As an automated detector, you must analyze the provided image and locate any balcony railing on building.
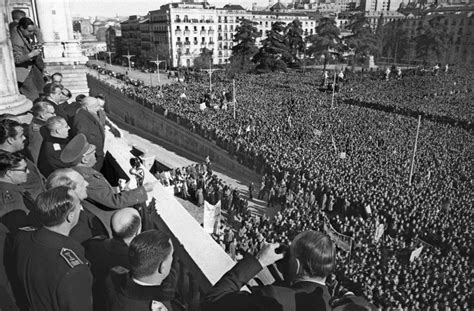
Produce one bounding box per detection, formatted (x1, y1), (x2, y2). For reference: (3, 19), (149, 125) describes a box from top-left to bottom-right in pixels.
(176, 41), (183, 46)
(208, 30), (214, 35)
(200, 30), (206, 36)
(184, 41), (191, 45)
(176, 30), (182, 36)
(87, 75), (278, 311)
(184, 30), (190, 35)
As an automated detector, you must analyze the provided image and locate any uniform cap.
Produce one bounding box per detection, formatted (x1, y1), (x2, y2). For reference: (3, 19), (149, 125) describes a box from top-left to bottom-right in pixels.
(60, 134), (95, 164)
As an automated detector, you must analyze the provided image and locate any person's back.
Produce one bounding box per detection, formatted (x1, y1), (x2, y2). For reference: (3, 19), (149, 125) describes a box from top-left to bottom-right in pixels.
(84, 208), (142, 311)
(13, 187), (92, 311)
(105, 266), (179, 311)
(14, 227), (91, 310)
(103, 229), (183, 311)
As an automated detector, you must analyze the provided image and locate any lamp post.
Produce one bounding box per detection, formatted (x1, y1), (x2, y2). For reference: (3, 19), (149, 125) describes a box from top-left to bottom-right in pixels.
(202, 59), (221, 92)
(105, 51), (113, 66)
(150, 56), (166, 88)
(122, 50), (135, 74)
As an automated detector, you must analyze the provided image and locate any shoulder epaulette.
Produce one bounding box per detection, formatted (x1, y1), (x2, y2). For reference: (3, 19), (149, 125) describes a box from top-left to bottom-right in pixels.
(111, 265), (129, 275)
(60, 248), (84, 268)
(19, 226), (37, 232)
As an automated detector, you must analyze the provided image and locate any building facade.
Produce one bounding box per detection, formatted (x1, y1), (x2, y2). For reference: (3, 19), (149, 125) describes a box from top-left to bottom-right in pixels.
(399, 5), (474, 65)
(119, 1), (321, 68)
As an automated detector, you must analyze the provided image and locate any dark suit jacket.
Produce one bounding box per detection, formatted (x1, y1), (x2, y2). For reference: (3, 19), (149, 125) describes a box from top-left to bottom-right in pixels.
(203, 256), (330, 311)
(73, 109), (105, 158)
(104, 266), (183, 311)
(26, 118), (48, 164)
(84, 237), (129, 311)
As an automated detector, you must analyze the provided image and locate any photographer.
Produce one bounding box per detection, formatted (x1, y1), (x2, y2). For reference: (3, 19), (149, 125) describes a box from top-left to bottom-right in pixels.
(10, 17), (45, 101)
(202, 231), (335, 311)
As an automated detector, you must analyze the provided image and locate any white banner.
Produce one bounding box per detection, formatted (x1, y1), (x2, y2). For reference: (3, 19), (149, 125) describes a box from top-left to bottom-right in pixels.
(374, 223), (384, 242)
(203, 200), (221, 234)
(409, 246), (424, 262)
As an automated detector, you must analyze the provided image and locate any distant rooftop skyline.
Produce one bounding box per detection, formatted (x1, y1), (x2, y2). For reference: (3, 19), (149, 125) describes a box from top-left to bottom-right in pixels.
(70, 0), (285, 18)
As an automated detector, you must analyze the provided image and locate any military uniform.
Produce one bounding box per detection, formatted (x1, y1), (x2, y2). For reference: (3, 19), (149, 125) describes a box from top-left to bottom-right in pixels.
(0, 181), (34, 232)
(73, 166), (147, 237)
(0, 150), (45, 200)
(13, 227), (93, 311)
(37, 135), (70, 177)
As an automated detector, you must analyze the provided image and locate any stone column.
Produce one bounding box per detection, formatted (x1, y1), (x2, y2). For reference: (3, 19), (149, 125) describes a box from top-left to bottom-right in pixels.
(34, 0), (89, 97)
(0, 2), (32, 117)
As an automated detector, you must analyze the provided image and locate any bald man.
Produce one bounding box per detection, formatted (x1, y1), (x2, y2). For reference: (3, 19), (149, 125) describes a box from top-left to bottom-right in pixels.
(73, 96), (105, 171)
(37, 116), (71, 177)
(45, 168), (108, 243)
(84, 208), (141, 311)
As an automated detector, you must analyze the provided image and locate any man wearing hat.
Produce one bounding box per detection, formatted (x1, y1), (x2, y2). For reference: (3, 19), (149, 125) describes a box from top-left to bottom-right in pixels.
(60, 134), (155, 236)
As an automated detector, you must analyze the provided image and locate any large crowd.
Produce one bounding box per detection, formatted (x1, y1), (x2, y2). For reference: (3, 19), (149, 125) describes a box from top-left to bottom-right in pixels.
(3, 11), (472, 310)
(111, 65), (472, 310)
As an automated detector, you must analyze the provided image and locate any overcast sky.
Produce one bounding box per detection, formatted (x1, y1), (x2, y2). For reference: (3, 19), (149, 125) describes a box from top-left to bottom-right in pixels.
(70, 0), (283, 18)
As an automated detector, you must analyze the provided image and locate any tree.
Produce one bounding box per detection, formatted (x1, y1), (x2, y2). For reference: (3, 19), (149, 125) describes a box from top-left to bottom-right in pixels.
(381, 20), (412, 64)
(154, 43), (171, 69)
(285, 19), (304, 64)
(193, 48), (213, 69)
(414, 16), (449, 64)
(306, 17), (343, 71)
(253, 22), (293, 72)
(228, 19), (260, 73)
(345, 14), (379, 65)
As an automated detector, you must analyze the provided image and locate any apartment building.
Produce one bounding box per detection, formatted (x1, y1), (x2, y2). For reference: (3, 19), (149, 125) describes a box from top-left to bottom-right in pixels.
(116, 1), (324, 68)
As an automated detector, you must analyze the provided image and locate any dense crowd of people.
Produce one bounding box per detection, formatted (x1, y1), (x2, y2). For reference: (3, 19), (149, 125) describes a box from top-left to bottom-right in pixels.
(101, 65), (473, 309)
(3, 11), (472, 309)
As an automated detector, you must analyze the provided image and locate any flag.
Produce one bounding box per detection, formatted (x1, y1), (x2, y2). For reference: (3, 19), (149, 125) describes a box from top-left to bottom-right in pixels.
(409, 246), (423, 262)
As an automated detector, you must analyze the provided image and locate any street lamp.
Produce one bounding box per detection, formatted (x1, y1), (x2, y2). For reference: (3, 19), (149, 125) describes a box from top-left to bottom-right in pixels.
(202, 59), (221, 92)
(150, 56), (166, 88)
(105, 51), (113, 66)
(122, 50), (135, 74)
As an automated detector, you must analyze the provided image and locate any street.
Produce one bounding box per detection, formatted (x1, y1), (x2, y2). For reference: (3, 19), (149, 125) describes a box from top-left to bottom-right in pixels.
(87, 59), (175, 87)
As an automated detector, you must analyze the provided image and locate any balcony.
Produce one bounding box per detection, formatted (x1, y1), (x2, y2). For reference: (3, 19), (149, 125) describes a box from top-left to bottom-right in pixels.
(176, 41), (183, 46)
(175, 19), (181, 23)
(86, 75), (277, 310)
(175, 30), (182, 36)
(200, 42), (206, 46)
(184, 30), (190, 36)
(184, 41), (191, 46)
(200, 30), (207, 36)
(208, 30), (214, 35)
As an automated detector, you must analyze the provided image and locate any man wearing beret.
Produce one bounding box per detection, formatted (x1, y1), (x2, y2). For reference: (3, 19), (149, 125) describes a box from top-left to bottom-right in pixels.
(60, 134), (155, 236)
